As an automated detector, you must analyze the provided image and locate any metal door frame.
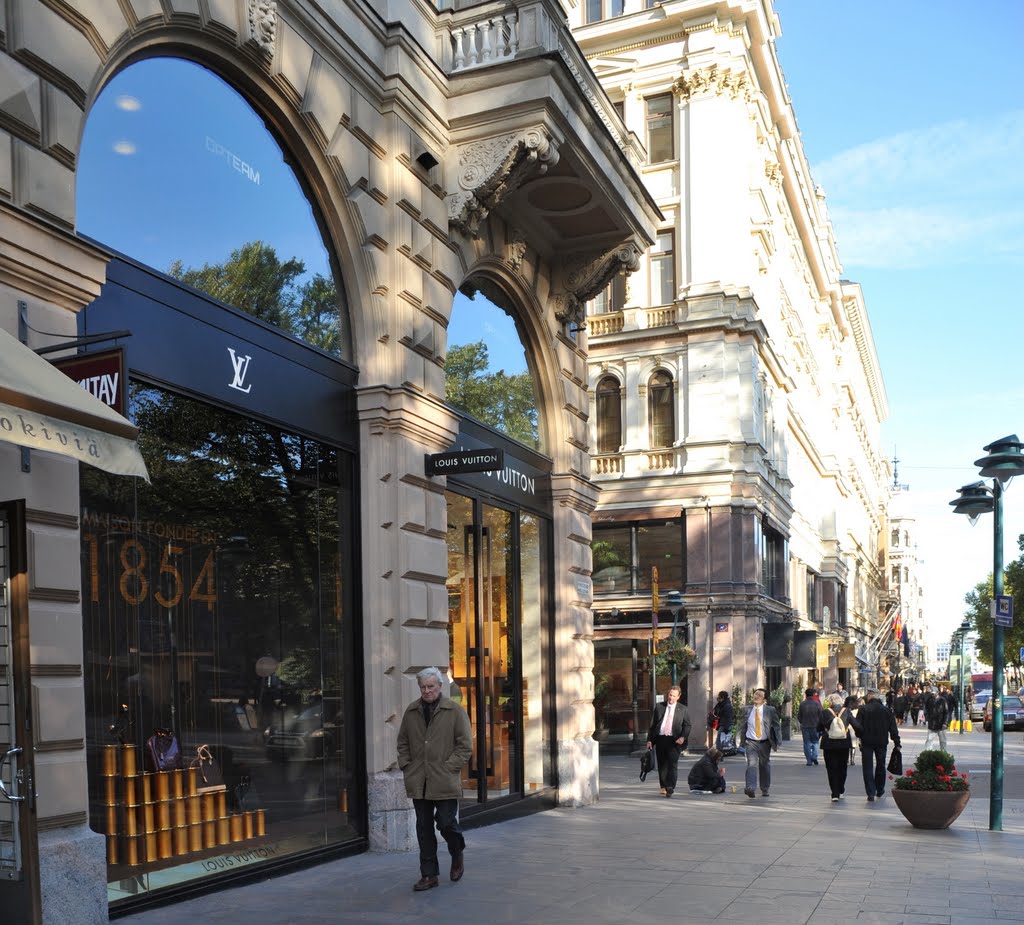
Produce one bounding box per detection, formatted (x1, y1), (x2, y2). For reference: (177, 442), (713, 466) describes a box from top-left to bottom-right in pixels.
(0, 499), (41, 924)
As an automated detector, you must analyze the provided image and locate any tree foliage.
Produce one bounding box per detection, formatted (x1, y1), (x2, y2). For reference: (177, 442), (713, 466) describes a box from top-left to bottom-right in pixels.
(963, 532), (1024, 679)
(444, 341), (539, 447)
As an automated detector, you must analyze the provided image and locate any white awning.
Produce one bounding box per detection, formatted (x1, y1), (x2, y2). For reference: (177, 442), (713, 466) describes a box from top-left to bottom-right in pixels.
(0, 327), (149, 480)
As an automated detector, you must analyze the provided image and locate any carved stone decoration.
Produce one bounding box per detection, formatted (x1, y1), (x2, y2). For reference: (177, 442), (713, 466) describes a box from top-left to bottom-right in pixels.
(764, 158), (782, 189)
(506, 227), (528, 270)
(448, 128), (559, 238)
(674, 65), (750, 102)
(554, 241), (642, 328)
(247, 0), (278, 57)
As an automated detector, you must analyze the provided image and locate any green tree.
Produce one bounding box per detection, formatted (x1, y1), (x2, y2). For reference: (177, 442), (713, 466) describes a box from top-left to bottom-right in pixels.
(963, 532), (1024, 681)
(445, 341), (539, 447)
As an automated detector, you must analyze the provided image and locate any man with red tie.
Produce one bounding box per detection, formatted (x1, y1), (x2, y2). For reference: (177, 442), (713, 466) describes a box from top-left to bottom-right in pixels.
(646, 685), (691, 797)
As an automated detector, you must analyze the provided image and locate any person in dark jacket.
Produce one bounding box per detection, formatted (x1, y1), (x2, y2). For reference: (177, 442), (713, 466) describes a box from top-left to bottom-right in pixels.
(646, 685), (691, 797)
(713, 690), (734, 751)
(797, 688), (823, 766)
(687, 748), (726, 793)
(397, 666), (473, 891)
(923, 688), (950, 752)
(818, 693), (852, 802)
(849, 688), (901, 802)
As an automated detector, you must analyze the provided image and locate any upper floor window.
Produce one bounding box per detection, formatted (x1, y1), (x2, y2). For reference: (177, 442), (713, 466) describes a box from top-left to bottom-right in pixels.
(592, 520), (682, 595)
(646, 94), (674, 163)
(591, 274), (626, 314)
(891, 528), (899, 546)
(596, 376), (622, 454)
(648, 370), (675, 448)
(760, 523), (787, 602)
(650, 231), (675, 305)
(586, 0), (624, 23)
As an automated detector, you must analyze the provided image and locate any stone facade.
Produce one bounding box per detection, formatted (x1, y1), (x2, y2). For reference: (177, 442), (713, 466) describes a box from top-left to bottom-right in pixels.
(0, 1), (659, 920)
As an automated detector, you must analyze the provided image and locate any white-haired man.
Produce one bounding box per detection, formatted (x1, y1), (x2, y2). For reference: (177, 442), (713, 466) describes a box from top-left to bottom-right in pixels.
(397, 666), (472, 892)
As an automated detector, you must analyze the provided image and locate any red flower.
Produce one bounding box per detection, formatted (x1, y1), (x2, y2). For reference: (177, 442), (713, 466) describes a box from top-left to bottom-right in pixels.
(906, 769), (915, 775)
(961, 772), (968, 779)
(888, 774), (894, 780)
(936, 765), (945, 772)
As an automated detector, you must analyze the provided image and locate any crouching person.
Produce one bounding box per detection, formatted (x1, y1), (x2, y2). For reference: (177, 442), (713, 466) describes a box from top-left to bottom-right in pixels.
(687, 748), (726, 793)
(397, 667), (473, 891)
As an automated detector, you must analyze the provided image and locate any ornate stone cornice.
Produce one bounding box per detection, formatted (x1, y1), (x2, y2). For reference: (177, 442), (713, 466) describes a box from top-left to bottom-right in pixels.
(673, 65), (750, 102)
(447, 128), (559, 238)
(246, 0), (277, 57)
(553, 241), (642, 327)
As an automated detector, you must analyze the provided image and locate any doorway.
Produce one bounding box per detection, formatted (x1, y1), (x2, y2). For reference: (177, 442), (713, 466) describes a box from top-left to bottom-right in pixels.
(445, 492), (550, 807)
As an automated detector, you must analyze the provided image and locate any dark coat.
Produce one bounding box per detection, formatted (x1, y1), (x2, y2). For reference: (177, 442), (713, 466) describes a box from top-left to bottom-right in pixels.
(647, 701), (692, 745)
(687, 753), (724, 792)
(797, 697), (823, 729)
(713, 698), (734, 733)
(396, 696), (473, 800)
(850, 698), (900, 748)
(817, 707), (852, 750)
(926, 695), (949, 731)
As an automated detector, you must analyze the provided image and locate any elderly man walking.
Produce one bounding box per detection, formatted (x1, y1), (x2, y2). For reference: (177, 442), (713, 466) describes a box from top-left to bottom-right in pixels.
(850, 688), (901, 803)
(397, 666), (473, 892)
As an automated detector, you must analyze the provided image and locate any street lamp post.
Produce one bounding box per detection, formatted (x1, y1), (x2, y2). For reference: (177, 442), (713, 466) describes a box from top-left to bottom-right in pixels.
(949, 434), (1024, 832)
(956, 618), (971, 735)
(664, 590), (684, 686)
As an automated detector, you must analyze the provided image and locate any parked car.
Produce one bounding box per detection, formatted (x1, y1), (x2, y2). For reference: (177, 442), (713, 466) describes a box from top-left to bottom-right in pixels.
(983, 695), (1024, 732)
(969, 694), (989, 722)
(264, 700), (341, 760)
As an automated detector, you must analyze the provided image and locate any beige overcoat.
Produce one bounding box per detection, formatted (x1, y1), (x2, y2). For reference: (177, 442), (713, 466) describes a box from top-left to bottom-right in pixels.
(396, 695), (473, 800)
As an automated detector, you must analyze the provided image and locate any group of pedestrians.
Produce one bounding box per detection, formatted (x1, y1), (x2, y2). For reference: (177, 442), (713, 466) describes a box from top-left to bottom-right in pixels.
(889, 684), (957, 730)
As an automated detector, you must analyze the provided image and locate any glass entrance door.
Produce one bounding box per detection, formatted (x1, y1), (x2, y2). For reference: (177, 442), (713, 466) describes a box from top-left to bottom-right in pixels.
(446, 494), (519, 804)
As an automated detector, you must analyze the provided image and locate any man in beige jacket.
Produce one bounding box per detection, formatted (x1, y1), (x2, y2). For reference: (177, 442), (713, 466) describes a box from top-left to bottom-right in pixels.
(397, 666), (473, 892)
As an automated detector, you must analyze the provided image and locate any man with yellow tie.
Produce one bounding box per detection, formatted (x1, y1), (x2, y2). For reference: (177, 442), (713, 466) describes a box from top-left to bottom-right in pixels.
(738, 688), (781, 798)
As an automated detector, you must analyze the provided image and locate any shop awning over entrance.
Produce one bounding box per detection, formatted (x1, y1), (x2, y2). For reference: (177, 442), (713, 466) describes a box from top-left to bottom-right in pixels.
(0, 328), (149, 480)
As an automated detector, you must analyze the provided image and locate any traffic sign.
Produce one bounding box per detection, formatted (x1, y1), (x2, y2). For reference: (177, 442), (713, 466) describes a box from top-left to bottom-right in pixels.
(993, 594), (1013, 628)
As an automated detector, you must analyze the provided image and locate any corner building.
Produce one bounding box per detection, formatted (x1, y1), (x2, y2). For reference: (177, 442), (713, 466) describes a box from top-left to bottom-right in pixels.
(0, 1), (659, 920)
(573, 1), (891, 734)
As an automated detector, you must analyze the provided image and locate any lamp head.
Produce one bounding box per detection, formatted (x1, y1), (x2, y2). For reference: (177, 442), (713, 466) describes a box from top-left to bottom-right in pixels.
(976, 434), (1024, 489)
(949, 481), (994, 521)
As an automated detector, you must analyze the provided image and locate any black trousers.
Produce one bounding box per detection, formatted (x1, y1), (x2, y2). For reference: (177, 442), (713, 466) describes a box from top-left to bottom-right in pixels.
(861, 744), (888, 797)
(413, 798), (465, 877)
(653, 736), (681, 792)
(823, 748), (850, 798)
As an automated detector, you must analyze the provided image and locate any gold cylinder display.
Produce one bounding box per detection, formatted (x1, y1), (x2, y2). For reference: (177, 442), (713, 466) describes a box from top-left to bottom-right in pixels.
(202, 820), (217, 849)
(216, 816), (230, 845)
(154, 771), (170, 801)
(173, 825), (189, 856)
(142, 774), (153, 803)
(185, 767), (198, 796)
(102, 775), (118, 806)
(229, 814), (244, 842)
(124, 806), (139, 837)
(121, 745), (137, 777)
(243, 812), (254, 839)
(157, 828), (173, 860)
(143, 802), (157, 834)
(106, 834), (118, 864)
(124, 834), (141, 867)
(215, 791), (227, 818)
(172, 769), (184, 800)
(173, 799), (187, 828)
(188, 823), (203, 853)
(256, 809), (265, 837)
(201, 792), (216, 821)
(123, 776), (140, 807)
(145, 832), (159, 863)
(156, 801), (171, 831)
(102, 744), (119, 776)
(185, 795), (202, 825)
(103, 804), (117, 835)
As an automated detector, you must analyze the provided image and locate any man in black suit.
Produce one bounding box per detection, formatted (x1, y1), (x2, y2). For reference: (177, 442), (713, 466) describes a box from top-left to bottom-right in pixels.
(646, 685), (691, 797)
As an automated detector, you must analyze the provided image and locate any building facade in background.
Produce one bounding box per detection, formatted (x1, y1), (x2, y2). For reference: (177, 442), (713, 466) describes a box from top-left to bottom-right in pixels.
(572, 0), (893, 737)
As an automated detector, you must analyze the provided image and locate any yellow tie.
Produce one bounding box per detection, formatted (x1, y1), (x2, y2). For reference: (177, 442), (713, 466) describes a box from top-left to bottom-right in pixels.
(755, 707), (762, 738)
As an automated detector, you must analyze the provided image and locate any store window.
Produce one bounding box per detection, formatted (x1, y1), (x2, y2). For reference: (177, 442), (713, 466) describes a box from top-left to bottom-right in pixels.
(596, 376), (622, 453)
(81, 384), (358, 900)
(760, 523), (787, 602)
(648, 370), (675, 448)
(77, 57), (349, 360)
(650, 231), (675, 305)
(592, 521), (682, 594)
(645, 94), (674, 163)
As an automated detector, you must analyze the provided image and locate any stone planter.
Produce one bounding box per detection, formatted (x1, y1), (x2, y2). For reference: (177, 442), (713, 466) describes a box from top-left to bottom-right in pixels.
(891, 789), (971, 829)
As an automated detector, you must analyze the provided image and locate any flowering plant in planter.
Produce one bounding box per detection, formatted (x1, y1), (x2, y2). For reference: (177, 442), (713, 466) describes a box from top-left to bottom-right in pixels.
(893, 750), (969, 792)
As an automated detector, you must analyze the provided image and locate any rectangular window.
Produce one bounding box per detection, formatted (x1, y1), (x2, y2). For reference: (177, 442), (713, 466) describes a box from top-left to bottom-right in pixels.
(636, 521), (682, 592)
(592, 525), (633, 593)
(646, 94), (674, 163)
(586, 0), (624, 23)
(806, 570), (819, 622)
(650, 231), (674, 305)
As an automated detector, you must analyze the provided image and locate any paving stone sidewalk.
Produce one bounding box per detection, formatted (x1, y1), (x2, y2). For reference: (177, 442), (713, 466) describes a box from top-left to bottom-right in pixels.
(118, 725), (1024, 925)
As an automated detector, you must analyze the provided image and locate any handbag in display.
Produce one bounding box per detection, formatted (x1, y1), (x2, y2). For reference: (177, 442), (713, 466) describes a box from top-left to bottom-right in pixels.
(886, 746), (903, 776)
(191, 744), (227, 793)
(144, 728), (183, 772)
(639, 748), (654, 782)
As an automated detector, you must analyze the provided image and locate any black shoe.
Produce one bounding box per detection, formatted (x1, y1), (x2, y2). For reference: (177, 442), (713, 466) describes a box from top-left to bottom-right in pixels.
(414, 876), (439, 892)
(450, 853), (464, 882)
(813, 760), (819, 765)
(867, 795), (875, 802)
(665, 789), (674, 798)
(744, 787), (756, 798)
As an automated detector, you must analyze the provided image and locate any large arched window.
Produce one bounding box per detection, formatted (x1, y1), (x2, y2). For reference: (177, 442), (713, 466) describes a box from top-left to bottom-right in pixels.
(648, 370), (675, 448)
(77, 57), (348, 358)
(596, 376), (622, 453)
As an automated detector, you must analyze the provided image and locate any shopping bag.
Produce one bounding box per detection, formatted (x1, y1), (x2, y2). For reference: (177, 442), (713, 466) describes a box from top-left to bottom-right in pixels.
(886, 747), (903, 776)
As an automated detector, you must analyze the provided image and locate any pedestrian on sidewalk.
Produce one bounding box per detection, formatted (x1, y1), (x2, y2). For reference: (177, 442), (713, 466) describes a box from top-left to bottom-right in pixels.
(849, 688), (900, 802)
(797, 688), (823, 766)
(713, 690), (734, 752)
(923, 687), (950, 752)
(646, 684), (691, 798)
(397, 666), (473, 892)
(818, 693), (852, 802)
(738, 687), (781, 798)
(687, 747), (726, 793)
(844, 694), (861, 766)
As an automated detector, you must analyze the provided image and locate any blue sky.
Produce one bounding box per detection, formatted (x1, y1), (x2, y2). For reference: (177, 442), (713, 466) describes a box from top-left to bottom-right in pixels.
(774, 0), (1024, 649)
(77, 5), (1024, 653)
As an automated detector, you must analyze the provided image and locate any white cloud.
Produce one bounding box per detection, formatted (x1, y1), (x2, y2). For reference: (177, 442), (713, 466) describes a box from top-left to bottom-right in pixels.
(115, 95), (142, 112)
(112, 140), (137, 156)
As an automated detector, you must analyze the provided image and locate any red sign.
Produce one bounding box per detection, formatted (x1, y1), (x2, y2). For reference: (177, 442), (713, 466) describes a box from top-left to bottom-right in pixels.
(52, 349), (127, 417)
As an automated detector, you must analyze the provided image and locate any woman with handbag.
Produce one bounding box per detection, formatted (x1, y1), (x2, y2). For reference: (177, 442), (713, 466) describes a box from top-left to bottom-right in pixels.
(817, 693), (852, 803)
